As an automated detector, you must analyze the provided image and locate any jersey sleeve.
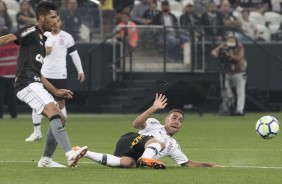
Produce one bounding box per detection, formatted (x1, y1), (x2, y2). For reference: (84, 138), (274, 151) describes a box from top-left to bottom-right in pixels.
(169, 143), (189, 165)
(13, 26), (36, 45)
(44, 32), (52, 47)
(66, 33), (76, 54)
(138, 118), (161, 134)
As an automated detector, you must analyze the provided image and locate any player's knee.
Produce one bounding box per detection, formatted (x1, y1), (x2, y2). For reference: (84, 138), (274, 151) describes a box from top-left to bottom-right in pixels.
(120, 157), (136, 168)
(145, 138), (165, 150)
(159, 142), (165, 151)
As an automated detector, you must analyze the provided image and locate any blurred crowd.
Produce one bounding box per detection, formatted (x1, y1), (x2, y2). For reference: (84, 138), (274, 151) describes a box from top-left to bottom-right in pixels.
(0, 0), (281, 43)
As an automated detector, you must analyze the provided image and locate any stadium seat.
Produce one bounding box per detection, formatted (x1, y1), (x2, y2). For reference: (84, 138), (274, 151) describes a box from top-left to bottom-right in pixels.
(3, 0), (19, 11)
(79, 24), (90, 42)
(264, 11), (282, 34)
(8, 9), (17, 30)
(181, 0), (193, 7)
(169, 1), (183, 12)
(171, 11), (182, 24)
(249, 11), (266, 26)
(233, 11), (242, 21)
(258, 25), (271, 42)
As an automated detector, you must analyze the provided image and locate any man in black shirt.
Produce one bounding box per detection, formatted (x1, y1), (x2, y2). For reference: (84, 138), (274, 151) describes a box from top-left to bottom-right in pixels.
(0, 1), (87, 168)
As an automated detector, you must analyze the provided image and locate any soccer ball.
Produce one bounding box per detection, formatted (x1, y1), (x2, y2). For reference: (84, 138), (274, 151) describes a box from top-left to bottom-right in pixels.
(256, 116), (280, 139)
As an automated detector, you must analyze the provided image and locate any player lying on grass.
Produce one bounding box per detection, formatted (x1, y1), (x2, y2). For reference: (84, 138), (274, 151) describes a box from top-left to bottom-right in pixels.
(74, 93), (219, 169)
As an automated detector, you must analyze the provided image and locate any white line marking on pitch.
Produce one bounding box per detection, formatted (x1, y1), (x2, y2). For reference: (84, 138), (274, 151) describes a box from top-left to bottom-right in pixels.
(1, 160), (282, 169)
(220, 165), (282, 169)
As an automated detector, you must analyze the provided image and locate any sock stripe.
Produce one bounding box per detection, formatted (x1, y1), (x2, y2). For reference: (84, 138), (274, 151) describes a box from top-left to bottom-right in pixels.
(49, 115), (61, 121)
(34, 123), (41, 127)
(147, 146), (159, 156)
(101, 154), (107, 165)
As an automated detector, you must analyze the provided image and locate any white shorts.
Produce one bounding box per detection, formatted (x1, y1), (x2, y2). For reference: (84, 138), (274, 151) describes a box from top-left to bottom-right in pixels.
(16, 82), (56, 115)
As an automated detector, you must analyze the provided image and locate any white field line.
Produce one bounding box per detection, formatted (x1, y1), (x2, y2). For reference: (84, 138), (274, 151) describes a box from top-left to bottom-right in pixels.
(183, 148), (282, 151)
(1, 160), (282, 169)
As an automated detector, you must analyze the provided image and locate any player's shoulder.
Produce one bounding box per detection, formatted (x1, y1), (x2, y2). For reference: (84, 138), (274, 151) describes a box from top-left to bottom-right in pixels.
(17, 25), (37, 38)
(146, 118), (161, 126)
(61, 30), (73, 39)
(44, 31), (51, 37)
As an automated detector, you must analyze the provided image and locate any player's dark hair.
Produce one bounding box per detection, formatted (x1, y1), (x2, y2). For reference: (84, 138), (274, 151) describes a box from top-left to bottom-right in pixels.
(168, 109), (185, 118)
(36, 1), (57, 20)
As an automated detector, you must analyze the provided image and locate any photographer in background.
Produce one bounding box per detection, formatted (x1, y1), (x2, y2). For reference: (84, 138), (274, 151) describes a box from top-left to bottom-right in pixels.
(211, 35), (247, 116)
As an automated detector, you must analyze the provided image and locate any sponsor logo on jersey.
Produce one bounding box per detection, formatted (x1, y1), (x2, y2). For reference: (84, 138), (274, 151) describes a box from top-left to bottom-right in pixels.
(21, 26), (36, 38)
(130, 134), (144, 148)
(167, 141), (173, 152)
(35, 54), (44, 64)
(59, 37), (64, 45)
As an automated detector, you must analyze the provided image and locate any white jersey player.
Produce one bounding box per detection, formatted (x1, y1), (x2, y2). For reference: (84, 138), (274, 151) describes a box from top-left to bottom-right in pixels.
(74, 94), (219, 169)
(25, 17), (85, 142)
(139, 118), (188, 165)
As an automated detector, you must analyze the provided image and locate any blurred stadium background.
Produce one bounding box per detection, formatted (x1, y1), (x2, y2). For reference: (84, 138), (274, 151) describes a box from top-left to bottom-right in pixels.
(2, 0), (282, 114)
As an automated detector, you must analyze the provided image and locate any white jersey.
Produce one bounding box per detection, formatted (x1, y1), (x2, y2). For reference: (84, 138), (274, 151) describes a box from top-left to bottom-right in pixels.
(41, 31), (75, 79)
(138, 118), (188, 165)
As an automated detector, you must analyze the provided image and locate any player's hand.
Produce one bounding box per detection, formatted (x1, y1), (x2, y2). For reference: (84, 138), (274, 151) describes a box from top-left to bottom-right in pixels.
(152, 93), (167, 110)
(55, 89), (73, 99)
(211, 50), (218, 57)
(207, 162), (220, 167)
(78, 73), (85, 83)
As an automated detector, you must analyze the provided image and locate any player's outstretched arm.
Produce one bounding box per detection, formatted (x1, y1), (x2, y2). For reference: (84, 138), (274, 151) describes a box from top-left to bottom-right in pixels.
(182, 160), (219, 167)
(41, 75), (73, 99)
(0, 34), (17, 46)
(133, 93), (167, 130)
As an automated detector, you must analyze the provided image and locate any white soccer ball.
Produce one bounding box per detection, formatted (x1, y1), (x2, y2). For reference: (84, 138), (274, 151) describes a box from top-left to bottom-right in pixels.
(256, 116), (280, 139)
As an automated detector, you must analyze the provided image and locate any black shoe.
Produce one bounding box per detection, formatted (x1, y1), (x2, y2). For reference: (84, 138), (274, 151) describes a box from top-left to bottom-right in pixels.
(232, 112), (245, 116)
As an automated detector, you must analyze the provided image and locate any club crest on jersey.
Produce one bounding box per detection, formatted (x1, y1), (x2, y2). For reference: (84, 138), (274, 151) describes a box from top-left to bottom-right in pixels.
(59, 37), (64, 45)
(21, 26), (36, 37)
(35, 54), (44, 64)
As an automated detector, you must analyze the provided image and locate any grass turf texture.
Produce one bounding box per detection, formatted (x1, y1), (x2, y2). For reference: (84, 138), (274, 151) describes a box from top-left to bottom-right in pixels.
(1, 113), (282, 184)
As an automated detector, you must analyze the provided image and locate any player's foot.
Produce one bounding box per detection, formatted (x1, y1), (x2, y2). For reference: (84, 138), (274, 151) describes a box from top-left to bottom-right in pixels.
(137, 157), (166, 169)
(66, 146), (88, 167)
(38, 157), (66, 168)
(25, 132), (42, 142)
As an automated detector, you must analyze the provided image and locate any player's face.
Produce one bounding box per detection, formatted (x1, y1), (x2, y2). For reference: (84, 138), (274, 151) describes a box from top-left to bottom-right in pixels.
(42, 10), (58, 32)
(53, 18), (62, 31)
(164, 112), (184, 136)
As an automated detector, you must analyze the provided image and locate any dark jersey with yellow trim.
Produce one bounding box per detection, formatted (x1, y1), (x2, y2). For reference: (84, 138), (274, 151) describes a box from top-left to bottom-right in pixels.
(13, 25), (47, 92)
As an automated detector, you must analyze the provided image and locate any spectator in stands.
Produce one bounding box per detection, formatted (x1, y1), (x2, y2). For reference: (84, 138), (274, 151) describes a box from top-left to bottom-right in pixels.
(0, 1), (13, 32)
(100, 0), (115, 36)
(60, 0), (82, 41)
(116, 13), (139, 48)
(239, 8), (260, 41)
(200, 1), (224, 42)
(211, 34), (247, 116)
(113, 0), (134, 23)
(238, 0), (271, 13)
(142, 0), (160, 25)
(194, 0), (210, 17)
(180, 2), (201, 40)
(0, 27), (19, 119)
(16, 0), (36, 28)
(220, 0), (241, 36)
(131, 0), (150, 25)
(153, 0), (189, 62)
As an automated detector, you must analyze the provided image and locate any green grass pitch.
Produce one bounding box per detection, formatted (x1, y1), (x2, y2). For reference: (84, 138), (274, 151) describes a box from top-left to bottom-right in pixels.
(1, 112), (282, 184)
